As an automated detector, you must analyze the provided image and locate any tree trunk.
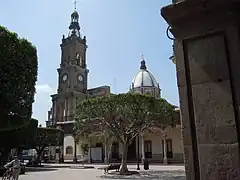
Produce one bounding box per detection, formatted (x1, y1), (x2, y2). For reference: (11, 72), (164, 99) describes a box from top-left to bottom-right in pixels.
(120, 142), (129, 173)
(73, 140), (77, 163)
(107, 141), (113, 165)
(104, 138), (108, 164)
(35, 146), (45, 165)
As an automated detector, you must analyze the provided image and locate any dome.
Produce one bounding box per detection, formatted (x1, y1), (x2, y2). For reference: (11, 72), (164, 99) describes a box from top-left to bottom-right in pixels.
(132, 57), (159, 88)
(132, 69), (159, 88)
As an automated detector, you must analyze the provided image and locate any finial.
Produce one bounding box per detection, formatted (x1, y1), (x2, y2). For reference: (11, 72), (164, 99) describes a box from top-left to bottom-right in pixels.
(74, 0), (77, 10)
(140, 54), (147, 70)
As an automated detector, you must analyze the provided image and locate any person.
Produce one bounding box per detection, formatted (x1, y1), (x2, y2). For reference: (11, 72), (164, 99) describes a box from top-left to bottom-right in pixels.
(4, 156), (21, 180)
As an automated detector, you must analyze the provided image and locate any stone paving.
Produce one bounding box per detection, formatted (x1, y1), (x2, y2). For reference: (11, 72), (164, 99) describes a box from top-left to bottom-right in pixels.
(19, 164), (186, 180)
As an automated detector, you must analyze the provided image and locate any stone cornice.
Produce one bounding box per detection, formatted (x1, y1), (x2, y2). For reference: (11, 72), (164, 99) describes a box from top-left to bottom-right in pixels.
(161, 0), (240, 28)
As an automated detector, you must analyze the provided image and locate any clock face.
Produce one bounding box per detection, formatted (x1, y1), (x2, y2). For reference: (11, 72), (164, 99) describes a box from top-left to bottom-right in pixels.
(78, 74), (83, 82)
(62, 74), (68, 82)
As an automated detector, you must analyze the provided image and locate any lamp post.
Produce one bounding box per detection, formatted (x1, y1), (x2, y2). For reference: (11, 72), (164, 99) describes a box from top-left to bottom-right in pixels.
(169, 54), (176, 64)
(137, 135), (140, 170)
(169, 43), (176, 64)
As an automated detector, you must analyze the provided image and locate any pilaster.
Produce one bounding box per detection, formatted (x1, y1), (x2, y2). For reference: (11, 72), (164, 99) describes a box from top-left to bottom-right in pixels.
(162, 0), (240, 179)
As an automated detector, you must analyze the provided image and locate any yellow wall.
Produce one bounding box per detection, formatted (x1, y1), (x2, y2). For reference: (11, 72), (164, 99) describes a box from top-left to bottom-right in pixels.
(64, 126), (184, 161)
(118, 126), (183, 157)
(164, 126), (183, 154)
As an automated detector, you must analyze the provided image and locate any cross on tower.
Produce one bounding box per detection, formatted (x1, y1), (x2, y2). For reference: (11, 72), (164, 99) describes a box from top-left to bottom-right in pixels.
(74, 0), (77, 10)
(141, 54), (144, 60)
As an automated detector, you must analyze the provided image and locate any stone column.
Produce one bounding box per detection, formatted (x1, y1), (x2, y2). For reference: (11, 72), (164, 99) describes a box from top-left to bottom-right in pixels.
(163, 135), (168, 164)
(161, 1), (240, 179)
(72, 96), (76, 115)
(52, 100), (57, 123)
(140, 133), (145, 162)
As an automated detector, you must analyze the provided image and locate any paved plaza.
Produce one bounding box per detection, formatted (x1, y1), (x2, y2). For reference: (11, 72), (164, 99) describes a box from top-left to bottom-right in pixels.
(19, 164), (185, 180)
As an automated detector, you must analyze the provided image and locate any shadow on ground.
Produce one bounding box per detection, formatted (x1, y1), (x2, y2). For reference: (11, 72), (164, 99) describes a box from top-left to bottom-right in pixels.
(99, 170), (185, 180)
(26, 167), (58, 173)
(70, 166), (95, 169)
(43, 165), (71, 168)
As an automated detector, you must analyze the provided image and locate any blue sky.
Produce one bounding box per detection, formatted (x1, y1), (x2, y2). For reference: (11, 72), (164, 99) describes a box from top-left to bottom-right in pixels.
(0, 0), (178, 126)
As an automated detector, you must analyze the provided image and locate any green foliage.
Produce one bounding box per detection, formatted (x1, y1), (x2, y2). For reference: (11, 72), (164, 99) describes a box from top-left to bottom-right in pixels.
(81, 144), (89, 154)
(0, 26), (38, 128)
(75, 93), (175, 144)
(75, 93), (175, 172)
(28, 127), (63, 162)
(0, 118), (38, 149)
(35, 127), (64, 148)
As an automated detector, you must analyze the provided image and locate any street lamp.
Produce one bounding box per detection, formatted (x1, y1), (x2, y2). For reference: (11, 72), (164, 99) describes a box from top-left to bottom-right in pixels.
(169, 54), (176, 64)
(166, 26), (176, 65)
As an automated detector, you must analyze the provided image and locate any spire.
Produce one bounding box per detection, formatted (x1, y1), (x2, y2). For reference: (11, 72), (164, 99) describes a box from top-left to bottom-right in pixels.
(68, 0), (81, 37)
(140, 54), (147, 70)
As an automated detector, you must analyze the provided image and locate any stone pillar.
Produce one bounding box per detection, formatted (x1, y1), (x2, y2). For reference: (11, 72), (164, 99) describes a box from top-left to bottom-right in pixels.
(52, 100), (57, 123)
(161, 1), (240, 179)
(163, 137), (168, 165)
(72, 96), (76, 115)
(140, 133), (145, 162)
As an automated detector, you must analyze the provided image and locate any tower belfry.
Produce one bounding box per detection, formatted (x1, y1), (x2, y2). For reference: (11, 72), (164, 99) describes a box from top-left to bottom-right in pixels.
(68, 0), (81, 38)
(56, 0), (88, 94)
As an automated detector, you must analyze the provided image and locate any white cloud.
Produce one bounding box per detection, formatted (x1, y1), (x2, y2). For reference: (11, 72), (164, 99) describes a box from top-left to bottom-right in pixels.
(35, 84), (53, 93)
(33, 84), (55, 126)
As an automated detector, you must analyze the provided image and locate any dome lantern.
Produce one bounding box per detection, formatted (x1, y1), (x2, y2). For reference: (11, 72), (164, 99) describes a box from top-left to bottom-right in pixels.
(68, 0), (81, 38)
(140, 54), (147, 70)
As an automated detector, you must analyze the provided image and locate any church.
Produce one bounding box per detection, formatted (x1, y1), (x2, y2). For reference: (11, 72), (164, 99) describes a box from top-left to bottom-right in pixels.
(46, 6), (184, 164)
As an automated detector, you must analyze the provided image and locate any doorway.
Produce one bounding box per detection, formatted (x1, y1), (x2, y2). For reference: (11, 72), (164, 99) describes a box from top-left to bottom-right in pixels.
(162, 139), (173, 158)
(127, 138), (136, 161)
(111, 142), (119, 161)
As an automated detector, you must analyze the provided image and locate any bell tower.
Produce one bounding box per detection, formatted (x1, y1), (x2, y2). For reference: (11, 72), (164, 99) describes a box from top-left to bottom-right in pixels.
(58, 5), (88, 94)
(51, 3), (89, 124)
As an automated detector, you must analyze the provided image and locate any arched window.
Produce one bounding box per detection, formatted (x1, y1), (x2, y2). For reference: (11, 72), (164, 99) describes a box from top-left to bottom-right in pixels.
(66, 146), (73, 155)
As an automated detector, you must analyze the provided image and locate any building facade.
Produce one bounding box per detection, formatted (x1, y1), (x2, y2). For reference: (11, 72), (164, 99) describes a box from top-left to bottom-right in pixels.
(46, 9), (111, 162)
(46, 7), (183, 164)
(128, 56), (183, 163)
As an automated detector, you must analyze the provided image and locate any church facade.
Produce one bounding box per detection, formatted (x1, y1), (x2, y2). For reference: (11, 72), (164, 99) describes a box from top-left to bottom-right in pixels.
(46, 7), (184, 164)
(46, 9), (111, 162)
(127, 56), (183, 164)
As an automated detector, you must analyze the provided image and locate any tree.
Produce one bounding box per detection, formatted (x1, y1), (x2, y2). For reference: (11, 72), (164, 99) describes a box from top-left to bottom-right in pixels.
(74, 118), (116, 165)
(32, 127), (64, 163)
(75, 93), (175, 173)
(0, 118), (38, 162)
(74, 117), (106, 165)
(0, 26), (38, 129)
